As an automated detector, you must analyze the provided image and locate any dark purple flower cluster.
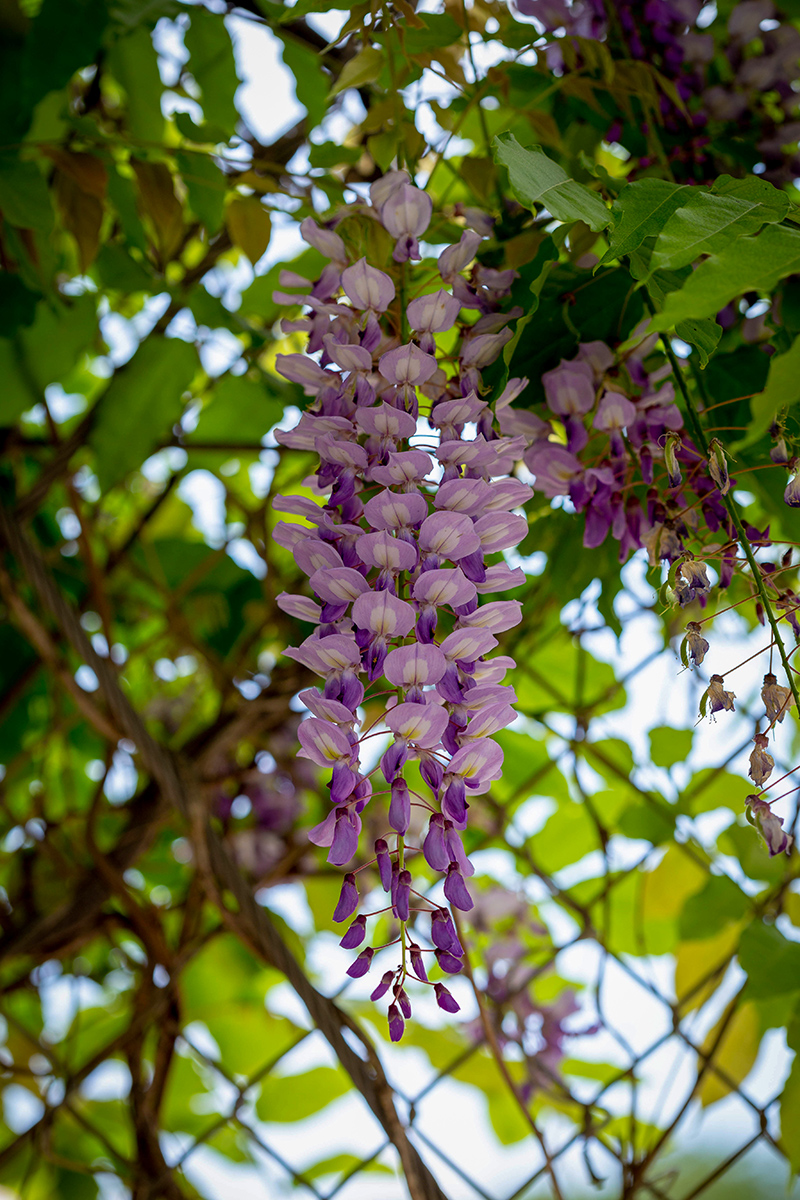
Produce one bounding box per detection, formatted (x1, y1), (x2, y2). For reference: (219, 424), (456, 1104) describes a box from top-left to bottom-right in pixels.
(272, 174), (531, 1037)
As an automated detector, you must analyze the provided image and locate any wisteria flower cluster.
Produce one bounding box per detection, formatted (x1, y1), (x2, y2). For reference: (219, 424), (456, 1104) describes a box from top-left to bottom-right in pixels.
(271, 174), (531, 1037)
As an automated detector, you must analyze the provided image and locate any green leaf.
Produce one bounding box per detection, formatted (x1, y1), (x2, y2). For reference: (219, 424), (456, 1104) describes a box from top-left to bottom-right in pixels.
(21, 0), (108, 130)
(175, 150), (226, 233)
(779, 1052), (800, 1173)
(255, 1066), (349, 1123)
(189, 373), (283, 445)
(204, 1007), (299, 1076)
(739, 332), (800, 446)
(401, 13), (462, 54)
(739, 921), (800, 999)
(184, 7), (240, 136)
(89, 337), (197, 491)
(601, 178), (691, 264)
(492, 132), (611, 231)
(648, 725), (693, 770)
(108, 25), (164, 144)
(678, 875), (751, 940)
(279, 35), (329, 129)
(650, 223), (800, 331)
(329, 46), (384, 98)
(0, 158), (53, 231)
(17, 293), (97, 394)
(650, 177), (789, 272)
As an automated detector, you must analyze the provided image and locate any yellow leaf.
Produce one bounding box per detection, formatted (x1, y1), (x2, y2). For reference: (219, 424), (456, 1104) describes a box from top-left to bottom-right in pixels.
(53, 170), (103, 272)
(698, 1000), (761, 1107)
(675, 923), (741, 1013)
(132, 159), (184, 262)
(226, 195), (272, 265)
(44, 148), (107, 198)
(641, 845), (707, 921)
(329, 46), (383, 97)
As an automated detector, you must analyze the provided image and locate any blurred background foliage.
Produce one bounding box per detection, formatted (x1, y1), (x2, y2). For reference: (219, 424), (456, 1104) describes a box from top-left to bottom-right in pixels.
(0, 0), (799, 1197)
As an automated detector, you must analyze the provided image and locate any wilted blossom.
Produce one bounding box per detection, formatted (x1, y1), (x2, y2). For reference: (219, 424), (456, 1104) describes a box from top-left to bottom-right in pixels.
(749, 734), (774, 787)
(682, 621), (709, 668)
(273, 175), (527, 1037)
(786, 459), (800, 507)
(762, 672), (795, 724)
(705, 674), (735, 717)
(746, 795), (793, 857)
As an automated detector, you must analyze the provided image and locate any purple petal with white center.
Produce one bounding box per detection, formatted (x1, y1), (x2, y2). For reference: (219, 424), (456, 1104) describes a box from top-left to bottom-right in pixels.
(315, 435), (369, 471)
(299, 217), (346, 261)
(434, 478), (492, 515)
(476, 564), (526, 592)
(439, 230), (483, 279)
(431, 394), (487, 429)
(379, 343), (439, 387)
(484, 478), (534, 510)
(413, 568), (476, 608)
(448, 737), (504, 785)
(472, 655), (515, 684)
(356, 403), (417, 439)
(543, 362), (595, 415)
(276, 593), (322, 623)
(364, 489), (429, 531)
(384, 643), (447, 687)
(459, 329), (514, 368)
(341, 258), (395, 311)
(474, 512), (529, 554)
(272, 494), (325, 522)
(297, 718), (352, 766)
(385, 702), (449, 747)
(298, 690), (356, 725)
(370, 168), (410, 208)
(371, 450), (433, 487)
(594, 390), (637, 432)
(439, 627), (498, 663)
(322, 336), (372, 373)
(407, 289), (461, 333)
(356, 531), (417, 572)
(352, 590), (416, 637)
(458, 600), (523, 633)
(381, 182), (433, 238)
(274, 353), (338, 392)
(309, 567), (370, 604)
(418, 511), (481, 560)
(463, 703), (517, 739)
(294, 538), (344, 576)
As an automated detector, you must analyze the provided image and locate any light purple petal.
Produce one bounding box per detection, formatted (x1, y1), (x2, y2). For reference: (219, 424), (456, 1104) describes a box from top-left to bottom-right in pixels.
(593, 391), (637, 432)
(341, 257), (395, 311)
(371, 450), (433, 486)
(356, 531), (418, 571)
(309, 567), (371, 604)
(419, 512), (481, 559)
(322, 336), (373, 373)
(407, 289), (461, 333)
(276, 593), (322, 623)
(384, 644), (447, 687)
(434, 478), (493, 515)
(413, 568), (476, 608)
(447, 737), (504, 784)
(379, 343), (439, 387)
(463, 702), (516, 738)
(297, 717), (352, 766)
(381, 182), (433, 238)
(476, 564), (526, 592)
(300, 217), (346, 261)
(355, 402), (417, 439)
(298, 689), (356, 725)
(385, 702), (449, 746)
(439, 627), (498, 662)
(274, 353), (338, 392)
(294, 538), (344, 576)
(439, 230), (483, 279)
(458, 600), (523, 633)
(352, 590), (416, 637)
(542, 363), (595, 416)
(473, 512), (529, 553)
(364, 489), (429, 531)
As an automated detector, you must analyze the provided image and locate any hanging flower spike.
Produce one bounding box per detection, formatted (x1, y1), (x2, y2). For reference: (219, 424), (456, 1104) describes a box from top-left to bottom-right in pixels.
(275, 181), (531, 1038)
(746, 795), (793, 856)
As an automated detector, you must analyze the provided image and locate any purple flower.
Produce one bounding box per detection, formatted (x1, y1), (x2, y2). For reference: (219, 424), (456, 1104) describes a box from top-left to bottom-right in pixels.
(341, 258), (395, 311)
(333, 873), (359, 922)
(347, 947), (374, 978)
(388, 1003), (405, 1042)
(434, 983), (460, 1013)
(371, 971), (394, 1001)
(380, 182), (433, 262)
(340, 915), (367, 949)
(746, 796), (793, 857)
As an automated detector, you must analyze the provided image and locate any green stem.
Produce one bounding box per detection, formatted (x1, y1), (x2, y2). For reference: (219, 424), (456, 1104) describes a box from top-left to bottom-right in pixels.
(658, 330), (800, 718)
